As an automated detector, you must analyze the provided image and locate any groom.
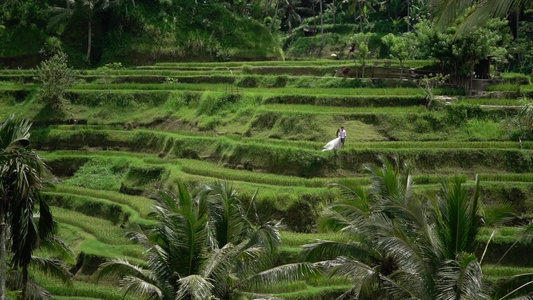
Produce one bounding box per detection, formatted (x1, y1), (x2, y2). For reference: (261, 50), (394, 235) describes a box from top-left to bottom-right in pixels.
(340, 126), (347, 147)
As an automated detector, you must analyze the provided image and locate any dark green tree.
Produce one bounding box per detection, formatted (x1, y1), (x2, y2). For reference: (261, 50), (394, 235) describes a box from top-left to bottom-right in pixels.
(0, 116), (67, 300)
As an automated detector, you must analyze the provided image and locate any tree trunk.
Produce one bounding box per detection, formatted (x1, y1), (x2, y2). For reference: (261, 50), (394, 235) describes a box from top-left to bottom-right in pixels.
(359, 3), (363, 32)
(332, 0), (335, 25)
(407, 0), (410, 31)
(86, 18), (92, 63)
(354, 0), (357, 23)
(400, 61), (404, 81)
(516, 9), (520, 40)
(0, 206), (5, 300)
(21, 265), (28, 300)
(289, 18), (292, 36)
(320, 0), (324, 48)
(270, 0), (280, 30)
(362, 58), (365, 78)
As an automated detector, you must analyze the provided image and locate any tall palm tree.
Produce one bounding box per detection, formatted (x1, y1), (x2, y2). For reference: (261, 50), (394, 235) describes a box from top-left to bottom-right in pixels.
(348, 0), (378, 32)
(270, 0), (281, 30)
(97, 181), (284, 299)
(281, 0), (303, 36)
(0, 115), (55, 300)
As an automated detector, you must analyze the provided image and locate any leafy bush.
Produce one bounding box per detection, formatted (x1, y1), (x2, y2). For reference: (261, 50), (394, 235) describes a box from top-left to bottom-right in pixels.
(36, 51), (76, 109)
(381, 33), (417, 70)
(351, 32), (374, 77)
(445, 103), (484, 126)
(502, 73), (531, 85)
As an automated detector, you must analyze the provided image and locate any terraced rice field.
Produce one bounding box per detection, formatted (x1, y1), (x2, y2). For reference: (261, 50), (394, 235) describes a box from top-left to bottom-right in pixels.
(1, 61), (532, 299)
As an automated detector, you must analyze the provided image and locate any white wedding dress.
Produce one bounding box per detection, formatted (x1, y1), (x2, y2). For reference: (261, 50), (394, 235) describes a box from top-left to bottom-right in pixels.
(322, 137), (342, 151)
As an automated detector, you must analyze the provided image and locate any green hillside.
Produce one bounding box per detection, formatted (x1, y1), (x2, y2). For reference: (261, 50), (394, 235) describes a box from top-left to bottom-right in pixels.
(1, 59), (533, 298)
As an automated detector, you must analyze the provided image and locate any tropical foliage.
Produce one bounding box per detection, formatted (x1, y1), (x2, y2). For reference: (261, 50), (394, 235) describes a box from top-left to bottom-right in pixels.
(302, 156), (533, 299)
(0, 116), (71, 299)
(97, 181), (288, 299)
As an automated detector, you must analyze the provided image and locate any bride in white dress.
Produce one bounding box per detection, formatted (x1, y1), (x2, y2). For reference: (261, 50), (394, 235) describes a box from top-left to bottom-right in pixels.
(322, 137), (342, 151)
(322, 128), (342, 151)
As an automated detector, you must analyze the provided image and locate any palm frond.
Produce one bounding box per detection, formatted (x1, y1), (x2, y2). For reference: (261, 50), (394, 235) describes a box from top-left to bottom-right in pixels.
(436, 253), (487, 300)
(175, 274), (214, 300)
(493, 273), (533, 299)
(38, 235), (74, 264)
(328, 182), (370, 210)
(46, 6), (74, 30)
(380, 270), (428, 300)
(30, 256), (72, 286)
(318, 203), (368, 233)
(200, 243), (235, 297)
(202, 181), (249, 247)
(325, 257), (380, 299)
(245, 220), (282, 254)
(37, 193), (56, 239)
(120, 275), (163, 300)
(6, 270), (52, 300)
(96, 258), (151, 282)
(301, 240), (374, 263)
(6, 269), (52, 300)
(377, 233), (435, 296)
(434, 0), (529, 32)
(0, 115), (31, 151)
(243, 262), (321, 290)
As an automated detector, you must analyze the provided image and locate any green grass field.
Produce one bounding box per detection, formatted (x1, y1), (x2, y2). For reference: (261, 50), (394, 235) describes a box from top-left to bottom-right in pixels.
(1, 60), (532, 299)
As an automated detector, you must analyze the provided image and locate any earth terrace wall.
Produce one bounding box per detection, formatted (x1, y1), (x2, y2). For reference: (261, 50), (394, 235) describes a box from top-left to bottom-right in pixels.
(33, 129), (533, 176)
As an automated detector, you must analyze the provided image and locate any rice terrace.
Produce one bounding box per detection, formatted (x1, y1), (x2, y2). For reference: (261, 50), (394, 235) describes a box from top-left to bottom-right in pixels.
(1, 0), (533, 299)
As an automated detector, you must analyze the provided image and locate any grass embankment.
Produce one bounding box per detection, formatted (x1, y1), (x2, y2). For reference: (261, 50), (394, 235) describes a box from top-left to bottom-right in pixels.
(0, 61), (531, 299)
(150, 59), (437, 68)
(33, 269), (136, 300)
(40, 150), (533, 234)
(0, 84), (521, 146)
(34, 128), (533, 176)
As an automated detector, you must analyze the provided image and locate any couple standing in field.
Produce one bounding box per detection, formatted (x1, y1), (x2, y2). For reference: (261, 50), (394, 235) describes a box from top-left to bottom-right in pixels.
(322, 127), (346, 151)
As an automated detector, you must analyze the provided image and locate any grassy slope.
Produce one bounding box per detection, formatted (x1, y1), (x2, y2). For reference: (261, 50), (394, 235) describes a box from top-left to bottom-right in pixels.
(0, 63), (531, 299)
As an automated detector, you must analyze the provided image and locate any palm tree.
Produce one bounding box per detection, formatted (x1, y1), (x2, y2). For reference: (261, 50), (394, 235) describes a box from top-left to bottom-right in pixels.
(0, 115), (63, 300)
(281, 0), (303, 37)
(348, 0), (378, 32)
(433, 0), (531, 32)
(303, 156), (533, 299)
(97, 181), (284, 299)
(270, 0), (281, 30)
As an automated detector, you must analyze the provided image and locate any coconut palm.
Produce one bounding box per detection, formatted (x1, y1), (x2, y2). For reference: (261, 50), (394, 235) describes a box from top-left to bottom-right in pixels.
(303, 156), (533, 299)
(270, 0), (281, 30)
(0, 115), (67, 300)
(281, 0), (303, 36)
(97, 181), (288, 299)
(433, 0), (531, 31)
(347, 0), (379, 32)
